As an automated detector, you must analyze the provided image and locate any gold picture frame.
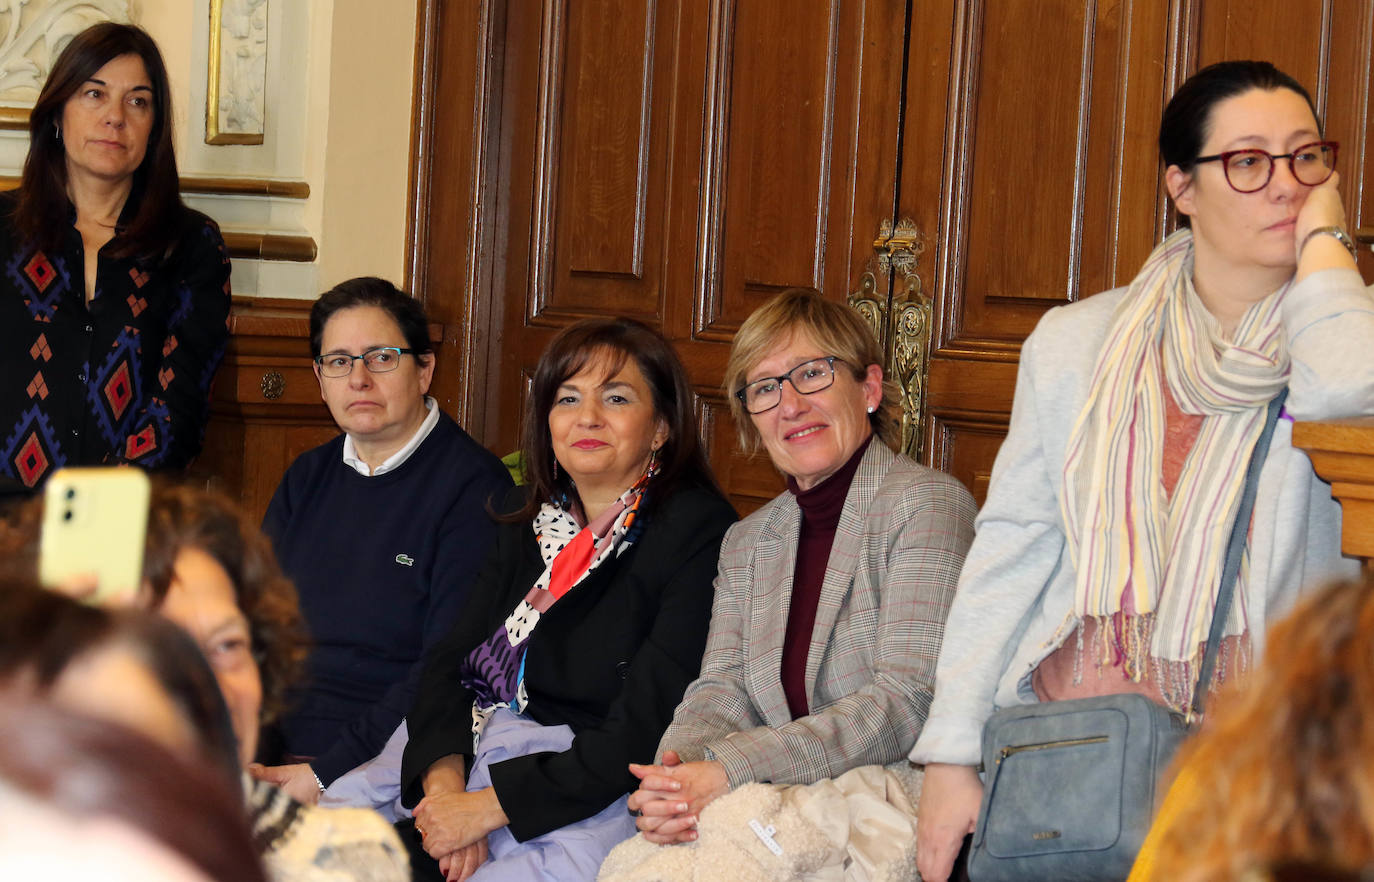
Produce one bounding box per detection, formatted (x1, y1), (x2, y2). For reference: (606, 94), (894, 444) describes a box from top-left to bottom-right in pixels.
(206, 0), (267, 145)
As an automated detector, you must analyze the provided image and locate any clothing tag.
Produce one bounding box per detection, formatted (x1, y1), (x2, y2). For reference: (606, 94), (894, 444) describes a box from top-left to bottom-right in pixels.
(748, 819), (784, 856)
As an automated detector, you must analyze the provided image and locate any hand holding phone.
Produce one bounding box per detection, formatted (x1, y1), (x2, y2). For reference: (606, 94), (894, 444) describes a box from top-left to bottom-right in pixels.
(40, 467), (150, 605)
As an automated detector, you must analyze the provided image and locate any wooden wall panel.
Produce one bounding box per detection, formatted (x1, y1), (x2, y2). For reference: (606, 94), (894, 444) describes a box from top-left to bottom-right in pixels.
(722, 4), (834, 292)
(697, 393), (778, 515)
(917, 1), (1172, 480)
(535, 0), (673, 321)
(948, 0), (1173, 347)
(698, 0), (907, 339)
(962, 0), (1087, 309)
(1324, 3), (1374, 276)
(930, 418), (1006, 507)
(924, 358), (1016, 485)
(405, 0), (504, 436)
(1195, 0), (1331, 100)
(562, 1), (655, 278)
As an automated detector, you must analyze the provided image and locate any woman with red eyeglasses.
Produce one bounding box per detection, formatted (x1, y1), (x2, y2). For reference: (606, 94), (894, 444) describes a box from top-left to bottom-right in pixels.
(912, 60), (1374, 882)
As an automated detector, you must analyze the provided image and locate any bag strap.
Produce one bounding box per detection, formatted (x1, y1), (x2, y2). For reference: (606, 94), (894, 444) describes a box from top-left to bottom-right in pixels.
(1189, 388), (1288, 720)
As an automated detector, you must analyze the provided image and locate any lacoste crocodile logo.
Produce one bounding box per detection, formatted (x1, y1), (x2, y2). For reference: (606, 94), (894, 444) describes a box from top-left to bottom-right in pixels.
(395, 553), (415, 567)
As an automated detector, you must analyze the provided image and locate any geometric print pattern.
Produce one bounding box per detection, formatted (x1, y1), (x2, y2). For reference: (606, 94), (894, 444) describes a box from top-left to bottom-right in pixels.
(0, 405), (65, 487)
(9, 247), (72, 321)
(86, 325), (143, 450)
(0, 193), (231, 484)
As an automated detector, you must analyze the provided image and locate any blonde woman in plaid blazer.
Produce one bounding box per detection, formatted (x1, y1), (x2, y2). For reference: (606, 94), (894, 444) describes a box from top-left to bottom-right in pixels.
(625, 289), (977, 847)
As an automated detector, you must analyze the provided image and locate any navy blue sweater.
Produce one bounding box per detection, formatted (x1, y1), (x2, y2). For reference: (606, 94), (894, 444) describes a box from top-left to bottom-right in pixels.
(262, 411), (511, 784)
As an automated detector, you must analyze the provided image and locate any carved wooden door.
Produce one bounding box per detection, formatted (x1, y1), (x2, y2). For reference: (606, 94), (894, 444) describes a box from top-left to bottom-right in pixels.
(478, 0), (918, 512)
(408, 1), (1374, 513)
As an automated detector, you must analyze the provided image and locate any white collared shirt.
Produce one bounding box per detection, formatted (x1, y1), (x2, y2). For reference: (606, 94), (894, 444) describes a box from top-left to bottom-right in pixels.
(341, 396), (441, 476)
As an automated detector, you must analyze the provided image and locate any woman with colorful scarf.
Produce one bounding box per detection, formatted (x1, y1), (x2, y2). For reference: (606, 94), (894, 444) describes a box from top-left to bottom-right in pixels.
(398, 318), (736, 881)
(912, 60), (1374, 882)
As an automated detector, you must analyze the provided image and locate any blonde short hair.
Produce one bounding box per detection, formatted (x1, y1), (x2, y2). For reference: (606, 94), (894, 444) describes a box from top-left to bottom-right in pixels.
(724, 288), (899, 453)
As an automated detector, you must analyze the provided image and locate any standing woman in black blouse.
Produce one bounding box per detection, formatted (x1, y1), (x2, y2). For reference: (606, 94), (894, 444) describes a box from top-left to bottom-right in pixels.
(0, 22), (230, 488)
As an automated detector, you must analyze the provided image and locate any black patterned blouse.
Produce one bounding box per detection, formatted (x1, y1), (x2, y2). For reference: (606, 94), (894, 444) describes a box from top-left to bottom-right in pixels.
(0, 190), (231, 487)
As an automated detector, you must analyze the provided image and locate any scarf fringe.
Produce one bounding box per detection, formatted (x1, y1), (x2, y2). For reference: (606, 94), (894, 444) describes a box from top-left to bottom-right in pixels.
(1080, 613), (1253, 713)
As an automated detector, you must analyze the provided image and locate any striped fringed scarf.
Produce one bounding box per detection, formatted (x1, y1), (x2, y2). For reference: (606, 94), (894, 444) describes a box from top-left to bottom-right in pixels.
(1059, 228), (1290, 707)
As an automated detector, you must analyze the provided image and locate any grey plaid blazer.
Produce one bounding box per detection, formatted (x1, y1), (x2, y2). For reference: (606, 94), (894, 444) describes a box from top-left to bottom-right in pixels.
(659, 440), (976, 786)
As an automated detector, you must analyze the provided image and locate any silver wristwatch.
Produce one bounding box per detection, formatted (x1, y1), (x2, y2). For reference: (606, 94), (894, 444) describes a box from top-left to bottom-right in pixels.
(1301, 225), (1358, 259)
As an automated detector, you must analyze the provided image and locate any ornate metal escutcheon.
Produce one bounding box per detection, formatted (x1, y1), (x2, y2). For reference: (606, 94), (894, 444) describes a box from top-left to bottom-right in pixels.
(849, 217), (932, 460)
(260, 370), (286, 400)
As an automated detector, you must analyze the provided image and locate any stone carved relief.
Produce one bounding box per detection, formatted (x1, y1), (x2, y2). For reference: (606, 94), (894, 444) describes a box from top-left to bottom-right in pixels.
(0, 0), (129, 106)
(207, 0), (267, 143)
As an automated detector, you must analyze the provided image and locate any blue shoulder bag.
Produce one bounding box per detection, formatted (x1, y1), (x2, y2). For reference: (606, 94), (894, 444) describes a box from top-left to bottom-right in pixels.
(967, 389), (1287, 882)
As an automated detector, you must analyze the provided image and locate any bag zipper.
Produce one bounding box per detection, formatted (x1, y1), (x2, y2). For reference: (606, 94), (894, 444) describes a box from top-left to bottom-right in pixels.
(996, 734), (1109, 764)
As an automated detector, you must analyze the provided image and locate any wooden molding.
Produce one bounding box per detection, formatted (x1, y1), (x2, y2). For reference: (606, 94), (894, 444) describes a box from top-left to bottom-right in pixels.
(0, 176), (317, 261)
(0, 173), (308, 199)
(182, 176), (310, 198)
(404, 0), (440, 294)
(224, 295), (444, 344)
(0, 106), (26, 130)
(1292, 418), (1374, 560)
(221, 231), (318, 262)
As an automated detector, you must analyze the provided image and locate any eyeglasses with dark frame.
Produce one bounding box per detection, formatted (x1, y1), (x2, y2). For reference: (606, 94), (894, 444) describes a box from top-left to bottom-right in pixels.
(314, 346), (417, 378)
(1193, 140), (1339, 194)
(736, 356), (846, 415)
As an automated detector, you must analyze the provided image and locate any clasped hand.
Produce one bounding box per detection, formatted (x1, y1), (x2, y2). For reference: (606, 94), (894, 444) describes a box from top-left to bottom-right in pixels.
(413, 786), (506, 881)
(626, 751), (729, 844)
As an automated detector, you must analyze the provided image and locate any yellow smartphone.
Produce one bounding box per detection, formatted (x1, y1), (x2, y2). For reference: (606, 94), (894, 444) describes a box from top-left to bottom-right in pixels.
(40, 467), (151, 605)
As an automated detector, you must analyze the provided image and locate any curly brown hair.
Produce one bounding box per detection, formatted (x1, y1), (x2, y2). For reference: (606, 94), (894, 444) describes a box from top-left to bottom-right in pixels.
(140, 482), (306, 724)
(1140, 575), (1374, 881)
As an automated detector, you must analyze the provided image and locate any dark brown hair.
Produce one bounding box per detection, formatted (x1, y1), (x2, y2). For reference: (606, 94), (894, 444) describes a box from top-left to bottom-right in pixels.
(309, 276), (434, 359)
(0, 582), (242, 783)
(1160, 60), (1317, 173)
(141, 482), (307, 724)
(515, 317), (719, 521)
(0, 697), (267, 881)
(14, 22), (188, 259)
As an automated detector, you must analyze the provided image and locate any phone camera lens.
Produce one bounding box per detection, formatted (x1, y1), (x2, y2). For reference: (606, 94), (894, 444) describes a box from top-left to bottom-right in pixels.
(65, 488), (76, 500)
(62, 509), (73, 522)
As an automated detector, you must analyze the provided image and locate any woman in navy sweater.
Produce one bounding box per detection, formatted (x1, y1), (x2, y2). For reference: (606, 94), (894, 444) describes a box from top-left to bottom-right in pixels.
(254, 278), (511, 802)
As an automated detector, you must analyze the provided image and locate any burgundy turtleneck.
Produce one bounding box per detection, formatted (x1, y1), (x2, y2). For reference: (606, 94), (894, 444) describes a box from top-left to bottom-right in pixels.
(780, 435), (873, 719)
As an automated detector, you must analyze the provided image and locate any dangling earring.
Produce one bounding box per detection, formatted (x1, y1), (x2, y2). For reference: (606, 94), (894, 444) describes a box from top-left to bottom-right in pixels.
(53, 121), (60, 141)
(552, 456), (559, 482)
(648, 446), (660, 474)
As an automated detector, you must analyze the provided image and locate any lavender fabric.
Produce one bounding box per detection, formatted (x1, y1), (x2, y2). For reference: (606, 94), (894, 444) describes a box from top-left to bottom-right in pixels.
(466, 708), (638, 882)
(320, 719), (412, 822)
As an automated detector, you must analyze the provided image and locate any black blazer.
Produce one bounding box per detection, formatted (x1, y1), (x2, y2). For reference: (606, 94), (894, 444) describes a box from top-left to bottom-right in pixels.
(401, 483), (737, 842)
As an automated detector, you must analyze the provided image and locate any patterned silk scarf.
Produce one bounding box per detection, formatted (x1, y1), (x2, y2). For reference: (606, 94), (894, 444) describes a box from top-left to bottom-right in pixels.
(1059, 228), (1290, 702)
(459, 460), (657, 743)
